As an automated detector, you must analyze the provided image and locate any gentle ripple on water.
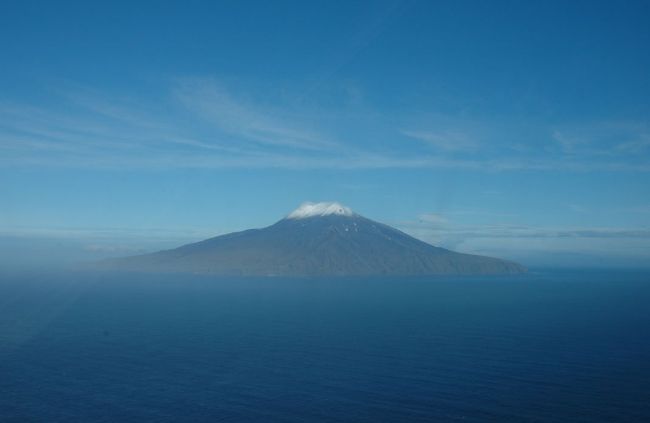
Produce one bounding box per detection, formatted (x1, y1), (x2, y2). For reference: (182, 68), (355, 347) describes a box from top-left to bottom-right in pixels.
(0, 269), (649, 422)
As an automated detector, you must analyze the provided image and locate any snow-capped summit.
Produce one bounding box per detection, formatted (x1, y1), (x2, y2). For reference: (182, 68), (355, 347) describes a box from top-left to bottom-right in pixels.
(101, 201), (526, 276)
(287, 202), (355, 219)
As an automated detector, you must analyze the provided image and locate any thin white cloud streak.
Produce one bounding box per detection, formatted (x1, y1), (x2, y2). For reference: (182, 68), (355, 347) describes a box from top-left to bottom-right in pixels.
(2, 80), (650, 172)
(461, 238), (650, 267)
(397, 219), (650, 265)
(61, 88), (170, 130)
(172, 78), (340, 151)
(402, 129), (479, 152)
(614, 205), (650, 214)
(0, 225), (220, 242)
(3, 143), (650, 172)
(552, 121), (650, 156)
(400, 216), (650, 240)
(0, 100), (246, 157)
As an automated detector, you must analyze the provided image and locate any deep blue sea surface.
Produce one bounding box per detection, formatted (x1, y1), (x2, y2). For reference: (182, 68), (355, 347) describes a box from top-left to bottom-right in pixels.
(1, 269), (649, 422)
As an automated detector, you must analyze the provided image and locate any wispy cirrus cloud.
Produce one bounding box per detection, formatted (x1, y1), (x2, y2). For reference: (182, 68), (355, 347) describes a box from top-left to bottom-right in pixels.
(172, 78), (339, 151)
(2, 78), (650, 173)
(402, 129), (479, 152)
(396, 213), (650, 266)
(552, 121), (650, 156)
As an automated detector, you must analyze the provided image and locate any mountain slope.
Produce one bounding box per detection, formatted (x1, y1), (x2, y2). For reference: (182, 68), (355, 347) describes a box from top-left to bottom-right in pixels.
(102, 202), (525, 276)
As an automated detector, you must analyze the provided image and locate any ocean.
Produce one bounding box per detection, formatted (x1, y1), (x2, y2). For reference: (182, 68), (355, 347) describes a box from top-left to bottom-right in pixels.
(1, 269), (649, 422)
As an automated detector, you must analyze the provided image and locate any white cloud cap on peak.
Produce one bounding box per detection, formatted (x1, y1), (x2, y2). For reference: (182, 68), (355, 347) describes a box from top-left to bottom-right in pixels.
(287, 202), (354, 219)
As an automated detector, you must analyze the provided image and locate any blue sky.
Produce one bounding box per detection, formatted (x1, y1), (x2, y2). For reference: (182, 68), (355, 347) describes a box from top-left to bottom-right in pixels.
(1, 0), (650, 268)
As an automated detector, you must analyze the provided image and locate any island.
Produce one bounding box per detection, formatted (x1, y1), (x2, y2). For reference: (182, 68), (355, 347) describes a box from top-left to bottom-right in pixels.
(100, 202), (525, 276)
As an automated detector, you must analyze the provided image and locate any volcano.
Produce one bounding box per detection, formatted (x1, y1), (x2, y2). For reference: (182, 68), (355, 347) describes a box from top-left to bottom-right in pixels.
(102, 202), (525, 276)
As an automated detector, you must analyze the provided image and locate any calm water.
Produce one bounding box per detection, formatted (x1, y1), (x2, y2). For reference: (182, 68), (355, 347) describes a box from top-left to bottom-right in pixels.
(1, 270), (649, 422)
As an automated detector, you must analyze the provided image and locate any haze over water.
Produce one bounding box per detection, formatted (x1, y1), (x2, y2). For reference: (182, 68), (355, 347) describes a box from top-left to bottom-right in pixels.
(2, 269), (649, 422)
(2, 1), (650, 421)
